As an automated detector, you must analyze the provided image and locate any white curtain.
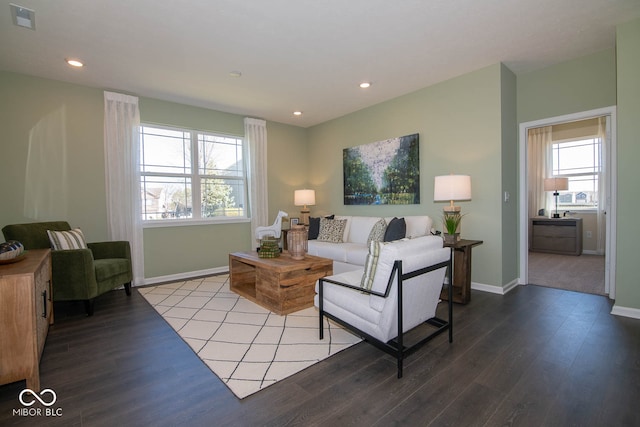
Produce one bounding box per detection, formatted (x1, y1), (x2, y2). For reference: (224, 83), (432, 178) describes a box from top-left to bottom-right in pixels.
(596, 116), (608, 255)
(244, 118), (268, 248)
(527, 126), (553, 219)
(103, 91), (144, 285)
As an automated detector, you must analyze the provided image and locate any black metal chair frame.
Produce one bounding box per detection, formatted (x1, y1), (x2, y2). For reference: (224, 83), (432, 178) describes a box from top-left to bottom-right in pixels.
(318, 249), (453, 378)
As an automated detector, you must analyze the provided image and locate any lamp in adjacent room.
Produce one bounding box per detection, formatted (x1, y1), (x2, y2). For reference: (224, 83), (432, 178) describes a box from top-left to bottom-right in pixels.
(294, 189), (315, 226)
(434, 174), (472, 242)
(544, 177), (569, 218)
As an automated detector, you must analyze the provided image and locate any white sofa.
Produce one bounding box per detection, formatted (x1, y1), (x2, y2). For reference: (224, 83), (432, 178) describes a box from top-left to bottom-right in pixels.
(307, 215), (435, 274)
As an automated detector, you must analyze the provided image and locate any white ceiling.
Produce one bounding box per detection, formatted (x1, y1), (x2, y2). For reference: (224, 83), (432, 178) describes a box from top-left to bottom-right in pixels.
(2, 1), (639, 128)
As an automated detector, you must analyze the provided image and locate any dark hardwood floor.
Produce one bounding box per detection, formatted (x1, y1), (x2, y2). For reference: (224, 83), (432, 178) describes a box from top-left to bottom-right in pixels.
(1, 283), (639, 426)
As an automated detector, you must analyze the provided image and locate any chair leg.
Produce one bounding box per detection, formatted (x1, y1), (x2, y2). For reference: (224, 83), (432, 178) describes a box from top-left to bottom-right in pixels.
(84, 299), (95, 316)
(124, 282), (132, 296)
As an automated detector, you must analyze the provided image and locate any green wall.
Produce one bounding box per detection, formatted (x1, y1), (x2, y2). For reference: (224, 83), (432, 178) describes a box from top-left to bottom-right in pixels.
(516, 48), (617, 123)
(0, 72), (308, 279)
(307, 64), (517, 289)
(500, 64), (519, 285)
(0, 72), (107, 240)
(615, 18), (640, 310)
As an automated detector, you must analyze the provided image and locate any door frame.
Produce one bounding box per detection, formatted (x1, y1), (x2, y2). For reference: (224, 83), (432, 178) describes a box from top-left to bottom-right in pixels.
(518, 106), (617, 298)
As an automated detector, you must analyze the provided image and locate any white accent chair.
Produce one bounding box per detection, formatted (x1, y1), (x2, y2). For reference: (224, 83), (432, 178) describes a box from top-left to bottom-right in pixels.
(315, 236), (452, 378)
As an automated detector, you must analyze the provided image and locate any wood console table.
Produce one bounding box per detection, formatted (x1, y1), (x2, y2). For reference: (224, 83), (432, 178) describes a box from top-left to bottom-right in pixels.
(440, 239), (483, 304)
(0, 249), (53, 391)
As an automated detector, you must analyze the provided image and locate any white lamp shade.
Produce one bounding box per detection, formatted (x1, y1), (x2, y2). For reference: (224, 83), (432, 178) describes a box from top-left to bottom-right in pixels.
(543, 177), (569, 192)
(434, 175), (472, 201)
(294, 189), (316, 206)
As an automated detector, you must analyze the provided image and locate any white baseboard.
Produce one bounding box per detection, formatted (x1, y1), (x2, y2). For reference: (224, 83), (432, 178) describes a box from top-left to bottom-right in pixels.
(611, 304), (640, 319)
(471, 280), (519, 295)
(139, 266), (229, 286)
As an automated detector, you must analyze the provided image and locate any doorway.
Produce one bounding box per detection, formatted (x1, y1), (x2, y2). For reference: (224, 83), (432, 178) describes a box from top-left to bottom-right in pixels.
(518, 107), (617, 298)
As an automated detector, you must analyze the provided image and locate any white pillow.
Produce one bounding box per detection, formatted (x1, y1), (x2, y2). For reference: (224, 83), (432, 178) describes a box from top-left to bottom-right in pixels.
(47, 229), (88, 250)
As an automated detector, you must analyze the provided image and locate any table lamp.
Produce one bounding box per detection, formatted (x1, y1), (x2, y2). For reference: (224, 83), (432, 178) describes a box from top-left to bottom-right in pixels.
(544, 177), (569, 218)
(294, 189), (315, 226)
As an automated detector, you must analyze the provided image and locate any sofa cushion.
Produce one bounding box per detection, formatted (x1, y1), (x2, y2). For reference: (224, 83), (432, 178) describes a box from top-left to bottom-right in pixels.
(318, 218), (347, 243)
(404, 215), (434, 238)
(347, 216), (384, 244)
(307, 241), (357, 262)
(344, 245), (369, 266)
(2, 221), (71, 250)
(94, 258), (131, 281)
(47, 228), (88, 250)
(315, 269), (381, 325)
(384, 217), (406, 242)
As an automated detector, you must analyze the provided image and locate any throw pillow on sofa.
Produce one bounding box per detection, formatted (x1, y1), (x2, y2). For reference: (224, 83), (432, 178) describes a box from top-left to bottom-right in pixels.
(47, 228), (88, 250)
(384, 217), (406, 242)
(317, 218), (347, 243)
(308, 214), (334, 240)
(367, 218), (387, 247)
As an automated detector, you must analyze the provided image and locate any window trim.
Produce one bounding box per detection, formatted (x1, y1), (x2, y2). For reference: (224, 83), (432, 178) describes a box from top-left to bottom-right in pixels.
(139, 123), (248, 226)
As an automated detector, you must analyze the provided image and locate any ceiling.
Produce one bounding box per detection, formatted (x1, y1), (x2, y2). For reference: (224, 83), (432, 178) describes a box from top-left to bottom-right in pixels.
(2, 1), (639, 128)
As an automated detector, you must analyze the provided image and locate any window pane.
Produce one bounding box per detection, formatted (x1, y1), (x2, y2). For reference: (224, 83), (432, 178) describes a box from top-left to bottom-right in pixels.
(551, 138), (600, 210)
(141, 127), (191, 174)
(198, 134), (243, 177)
(141, 176), (192, 220)
(201, 178), (245, 217)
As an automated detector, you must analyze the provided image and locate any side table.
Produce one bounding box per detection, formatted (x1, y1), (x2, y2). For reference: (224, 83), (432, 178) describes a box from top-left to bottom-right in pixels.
(440, 239), (483, 304)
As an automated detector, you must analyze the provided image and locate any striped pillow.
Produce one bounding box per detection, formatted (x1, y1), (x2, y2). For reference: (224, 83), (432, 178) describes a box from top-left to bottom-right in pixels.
(47, 229), (88, 250)
(360, 240), (384, 291)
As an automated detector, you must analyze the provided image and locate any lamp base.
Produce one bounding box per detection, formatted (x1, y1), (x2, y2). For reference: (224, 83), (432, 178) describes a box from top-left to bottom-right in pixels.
(443, 206), (461, 213)
(552, 213), (561, 218)
(300, 208), (310, 226)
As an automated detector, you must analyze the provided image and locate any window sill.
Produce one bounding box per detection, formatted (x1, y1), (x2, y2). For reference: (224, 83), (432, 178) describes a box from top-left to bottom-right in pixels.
(143, 217), (250, 229)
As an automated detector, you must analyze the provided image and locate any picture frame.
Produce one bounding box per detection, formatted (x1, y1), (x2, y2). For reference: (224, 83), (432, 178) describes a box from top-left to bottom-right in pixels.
(290, 218), (299, 226)
(343, 133), (420, 205)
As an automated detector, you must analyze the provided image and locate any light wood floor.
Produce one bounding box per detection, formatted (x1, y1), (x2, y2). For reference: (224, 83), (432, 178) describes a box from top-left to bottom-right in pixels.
(1, 283), (639, 426)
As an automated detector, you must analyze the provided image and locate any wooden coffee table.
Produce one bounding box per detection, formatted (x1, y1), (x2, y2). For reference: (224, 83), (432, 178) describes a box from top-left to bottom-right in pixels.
(229, 251), (333, 315)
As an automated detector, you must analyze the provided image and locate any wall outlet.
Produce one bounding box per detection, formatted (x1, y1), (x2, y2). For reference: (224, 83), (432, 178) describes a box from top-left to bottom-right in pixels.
(586, 230), (592, 238)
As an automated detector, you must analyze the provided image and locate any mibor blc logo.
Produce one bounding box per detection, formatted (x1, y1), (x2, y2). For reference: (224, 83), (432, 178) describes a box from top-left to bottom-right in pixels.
(13, 388), (63, 417)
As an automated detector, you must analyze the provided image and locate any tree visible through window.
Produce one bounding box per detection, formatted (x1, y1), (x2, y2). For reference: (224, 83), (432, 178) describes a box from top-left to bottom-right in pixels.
(551, 137), (600, 210)
(140, 125), (246, 221)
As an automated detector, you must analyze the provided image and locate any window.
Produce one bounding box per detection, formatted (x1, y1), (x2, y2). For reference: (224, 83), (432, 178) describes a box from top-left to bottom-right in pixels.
(551, 137), (600, 210)
(140, 125), (246, 222)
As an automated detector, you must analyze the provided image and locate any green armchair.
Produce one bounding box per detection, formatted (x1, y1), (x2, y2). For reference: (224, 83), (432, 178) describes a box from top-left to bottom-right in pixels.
(2, 221), (133, 316)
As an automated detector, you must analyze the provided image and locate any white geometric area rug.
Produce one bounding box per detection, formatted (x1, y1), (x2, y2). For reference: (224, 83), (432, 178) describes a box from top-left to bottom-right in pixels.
(138, 275), (361, 399)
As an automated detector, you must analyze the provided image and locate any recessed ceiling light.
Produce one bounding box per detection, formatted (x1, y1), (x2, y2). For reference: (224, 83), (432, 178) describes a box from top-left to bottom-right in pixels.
(293, 111), (303, 116)
(66, 59), (84, 68)
(229, 70), (242, 78)
(359, 82), (371, 89)
(10, 4), (35, 30)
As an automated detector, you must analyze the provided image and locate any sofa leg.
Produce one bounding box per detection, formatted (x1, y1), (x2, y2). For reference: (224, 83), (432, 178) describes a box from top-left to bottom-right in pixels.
(84, 299), (95, 316)
(124, 282), (132, 296)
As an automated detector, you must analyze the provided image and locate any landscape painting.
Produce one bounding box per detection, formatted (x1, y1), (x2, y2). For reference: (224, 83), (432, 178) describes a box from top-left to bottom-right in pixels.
(343, 133), (420, 205)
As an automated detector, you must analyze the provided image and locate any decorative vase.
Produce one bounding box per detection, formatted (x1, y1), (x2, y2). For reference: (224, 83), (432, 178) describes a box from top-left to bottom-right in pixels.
(443, 233), (459, 244)
(287, 225), (308, 260)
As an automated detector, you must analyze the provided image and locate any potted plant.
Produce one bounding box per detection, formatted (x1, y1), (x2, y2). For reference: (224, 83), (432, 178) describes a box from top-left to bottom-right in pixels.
(442, 211), (464, 244)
